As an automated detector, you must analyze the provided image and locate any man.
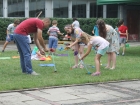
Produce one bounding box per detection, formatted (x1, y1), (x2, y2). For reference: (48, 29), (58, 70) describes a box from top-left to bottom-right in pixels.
(13, 18), (51, 75)
(118, 19), (128, 56)
(2, 19), (20, 52)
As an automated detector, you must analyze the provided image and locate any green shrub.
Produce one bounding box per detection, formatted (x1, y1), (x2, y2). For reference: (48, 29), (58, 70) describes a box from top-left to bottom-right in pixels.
(0, 18), (119, 41)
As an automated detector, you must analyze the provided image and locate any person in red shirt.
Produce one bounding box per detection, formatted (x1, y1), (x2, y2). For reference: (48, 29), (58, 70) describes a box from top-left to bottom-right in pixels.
(14, 18), (51, 75)
(118, 19), (128, 56)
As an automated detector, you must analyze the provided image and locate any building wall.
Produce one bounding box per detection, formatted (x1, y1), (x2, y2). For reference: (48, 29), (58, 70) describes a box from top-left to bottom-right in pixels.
(1, 0), (120, 19)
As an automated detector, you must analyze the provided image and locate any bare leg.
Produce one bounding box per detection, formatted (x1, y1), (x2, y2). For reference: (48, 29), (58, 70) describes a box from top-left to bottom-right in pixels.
(79, 45), (85, 68)
(2, 41), (9, 51)
(95, 54), (102, 72)
(122, 43), (125, 55)
(110, 52), (116, 69)
(105, 53), (111, 69)
(72, 43), (79, 68)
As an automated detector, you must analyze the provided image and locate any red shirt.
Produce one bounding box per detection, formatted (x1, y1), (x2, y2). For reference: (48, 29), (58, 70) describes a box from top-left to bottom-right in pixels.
(118, 25), (128, 38)
(14, 18), (44, 36)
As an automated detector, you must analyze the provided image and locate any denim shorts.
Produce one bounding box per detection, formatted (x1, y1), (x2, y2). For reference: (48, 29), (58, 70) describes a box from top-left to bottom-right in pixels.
(97, 46), (109, 55)
(49, 38), (58, 49)
(6, 34), (14, 42)
(120, 37), (126, 44)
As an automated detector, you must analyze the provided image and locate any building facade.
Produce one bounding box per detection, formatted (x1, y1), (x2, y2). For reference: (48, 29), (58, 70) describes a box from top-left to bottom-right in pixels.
(1, 0), (123, 19)
(0, 0), (140, 41)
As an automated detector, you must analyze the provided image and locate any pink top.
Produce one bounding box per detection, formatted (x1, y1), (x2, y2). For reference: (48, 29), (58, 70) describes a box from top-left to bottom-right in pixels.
(89, 36), (109, 50)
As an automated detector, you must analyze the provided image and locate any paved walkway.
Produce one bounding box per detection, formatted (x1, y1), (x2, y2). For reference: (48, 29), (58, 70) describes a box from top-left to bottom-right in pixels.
(0, 80), (140, 105)
(0, 42), (140, 105)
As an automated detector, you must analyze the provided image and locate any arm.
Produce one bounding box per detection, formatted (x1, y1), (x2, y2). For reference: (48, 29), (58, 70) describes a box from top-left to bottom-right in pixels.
(119, 31), (127, 35)
(80, 44), (92, 60)
(126, 30), (128, 42)
(34, 28), (48, 53)
(47, 30), (50, 35)
(92, 30), (94, 35)
(69, 38), (79, 48)
(57, 32), (64, 36)
(6, 30), (10, 38)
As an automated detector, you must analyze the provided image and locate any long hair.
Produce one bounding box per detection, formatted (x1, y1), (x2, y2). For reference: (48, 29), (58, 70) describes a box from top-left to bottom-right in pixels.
(96, 19), (107, 38)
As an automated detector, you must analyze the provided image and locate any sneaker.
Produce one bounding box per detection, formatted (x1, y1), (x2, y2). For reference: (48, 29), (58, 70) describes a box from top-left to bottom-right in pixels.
(31, 71), (40, 75)
(117, 52), (119, 55)
(91, 72), (100, 76)
(2, 50), (4, 52)
(122, 53), (125, 56)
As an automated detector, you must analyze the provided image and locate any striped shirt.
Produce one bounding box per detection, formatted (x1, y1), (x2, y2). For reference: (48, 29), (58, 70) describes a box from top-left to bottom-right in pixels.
(48, 26), (60, 38)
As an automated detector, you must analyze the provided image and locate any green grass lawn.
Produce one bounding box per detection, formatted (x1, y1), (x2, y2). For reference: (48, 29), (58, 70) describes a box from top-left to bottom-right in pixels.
(0, 46), (140, 91)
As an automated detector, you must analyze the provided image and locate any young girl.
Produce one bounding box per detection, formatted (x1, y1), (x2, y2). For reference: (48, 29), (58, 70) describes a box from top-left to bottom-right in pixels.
(64, 24), (89, 69)
(96, 19), (120, 70)
(80, 36), (109, 76)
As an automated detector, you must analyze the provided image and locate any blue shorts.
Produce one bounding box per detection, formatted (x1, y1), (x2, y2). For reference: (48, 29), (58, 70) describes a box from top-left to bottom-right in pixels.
(49, 38), (58, 49)
(6, 34), (14, 42)
(97, 46), (109, 55)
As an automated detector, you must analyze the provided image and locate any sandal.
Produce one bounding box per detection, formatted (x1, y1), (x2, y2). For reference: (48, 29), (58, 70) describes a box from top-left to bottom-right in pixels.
(79, 64), (84, 69)
(91, 72), (100, 76)
(72, 65), (78, 69)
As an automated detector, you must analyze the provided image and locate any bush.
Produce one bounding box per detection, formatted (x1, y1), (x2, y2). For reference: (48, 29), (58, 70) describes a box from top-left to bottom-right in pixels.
(0, 18), (119, 41)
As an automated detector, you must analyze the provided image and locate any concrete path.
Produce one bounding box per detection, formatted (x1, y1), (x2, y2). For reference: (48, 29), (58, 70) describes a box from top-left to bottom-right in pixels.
(0, 42), (140, 51)
(0, 42), (140, 105)
(0, 80), (140, 105)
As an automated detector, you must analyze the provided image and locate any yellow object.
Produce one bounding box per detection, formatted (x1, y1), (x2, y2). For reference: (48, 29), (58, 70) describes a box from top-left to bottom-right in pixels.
(12, 56), (20, 58)
(46, 56), (52, 61)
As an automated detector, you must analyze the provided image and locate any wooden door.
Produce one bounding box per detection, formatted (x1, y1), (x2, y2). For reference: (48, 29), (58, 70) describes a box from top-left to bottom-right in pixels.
(127, 10), (140, 41)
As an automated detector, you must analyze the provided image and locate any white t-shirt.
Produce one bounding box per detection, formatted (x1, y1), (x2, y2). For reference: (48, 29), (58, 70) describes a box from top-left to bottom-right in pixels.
(7, 23), (16, 35)
(89, 36), (109, 50)
(72, 20), (80, 29)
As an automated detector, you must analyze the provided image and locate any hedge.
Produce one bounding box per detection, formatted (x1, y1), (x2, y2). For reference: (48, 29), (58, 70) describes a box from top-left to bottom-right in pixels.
(0, 18), (119, 41)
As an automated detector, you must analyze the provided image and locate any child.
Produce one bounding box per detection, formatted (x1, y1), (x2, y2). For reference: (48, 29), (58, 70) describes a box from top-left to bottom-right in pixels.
(47, 20), (63, 54)
(80, 36), (109, 76)
(64, 24), (87, 69)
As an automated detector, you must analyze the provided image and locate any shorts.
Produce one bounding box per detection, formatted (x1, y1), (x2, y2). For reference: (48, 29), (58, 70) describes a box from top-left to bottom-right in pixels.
(97, 46), (109, 56)
(6, 34), (14, 42)
(78, 42), (85, 46)
(49, 38), (58, 49)
(120, 37), (126, 44)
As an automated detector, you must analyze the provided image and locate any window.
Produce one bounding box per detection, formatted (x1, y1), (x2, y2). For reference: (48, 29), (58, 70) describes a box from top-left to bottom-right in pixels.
(90, 2), (103, 18)
(29, 0), (45, 17)
(8, 0), (25, 17)
(72, 1), (86, 18)
(53, 0), (68, 18)
(0, 0), (3, 17)
(107, 4), (118, 18)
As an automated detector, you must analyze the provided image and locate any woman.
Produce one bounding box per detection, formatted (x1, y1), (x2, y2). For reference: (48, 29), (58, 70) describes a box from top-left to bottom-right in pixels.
(96, 19), (120, 70)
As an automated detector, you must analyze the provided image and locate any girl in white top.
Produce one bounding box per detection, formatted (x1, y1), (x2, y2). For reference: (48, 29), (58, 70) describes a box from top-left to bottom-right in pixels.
(80, 36), (109, 76)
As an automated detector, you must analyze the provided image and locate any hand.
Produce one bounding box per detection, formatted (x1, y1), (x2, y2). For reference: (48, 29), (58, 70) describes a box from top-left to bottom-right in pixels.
(65, 46), (71, 50)
(44, 47), (49, 52)
(79, 57), (83, 60)
(40, 49), (46, 56)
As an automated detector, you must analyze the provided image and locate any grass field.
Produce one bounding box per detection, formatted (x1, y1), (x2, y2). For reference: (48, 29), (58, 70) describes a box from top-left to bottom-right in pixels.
(0, 46), (140, 91)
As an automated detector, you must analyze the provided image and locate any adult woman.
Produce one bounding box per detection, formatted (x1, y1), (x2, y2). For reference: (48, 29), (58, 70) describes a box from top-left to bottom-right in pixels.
(96, 19), (120, 70)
